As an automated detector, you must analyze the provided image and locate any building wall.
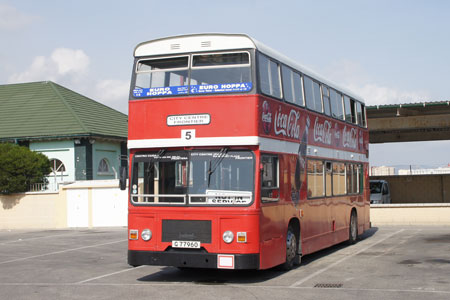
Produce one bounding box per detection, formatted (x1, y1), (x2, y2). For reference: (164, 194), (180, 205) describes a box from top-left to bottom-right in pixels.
(0, 191), (67, 229)
(92, 140), (122, 180)
(30, 140), (75, 190)
(371, 204), (450, 225)
(370, 174), (450, 203)
(0, 180), (127, 229)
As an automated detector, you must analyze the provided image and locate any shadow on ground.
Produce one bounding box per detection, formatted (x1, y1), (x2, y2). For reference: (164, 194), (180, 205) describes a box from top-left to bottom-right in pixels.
(137, 227), (379, 285)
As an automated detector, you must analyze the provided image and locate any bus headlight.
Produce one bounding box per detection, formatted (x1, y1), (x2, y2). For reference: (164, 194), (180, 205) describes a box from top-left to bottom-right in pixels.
(141, 229), (152, 241)
(223, 231), (234, 244)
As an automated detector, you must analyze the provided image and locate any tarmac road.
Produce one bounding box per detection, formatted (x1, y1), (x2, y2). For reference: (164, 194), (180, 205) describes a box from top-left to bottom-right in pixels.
(0, 226), (449, 300)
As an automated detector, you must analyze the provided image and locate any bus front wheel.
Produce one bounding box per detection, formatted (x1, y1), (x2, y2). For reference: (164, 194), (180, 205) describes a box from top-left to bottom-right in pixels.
(280, 226), (297, 270)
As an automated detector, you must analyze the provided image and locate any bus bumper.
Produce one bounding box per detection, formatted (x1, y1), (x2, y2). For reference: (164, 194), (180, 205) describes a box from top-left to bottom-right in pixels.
(128, 250), (259, 269)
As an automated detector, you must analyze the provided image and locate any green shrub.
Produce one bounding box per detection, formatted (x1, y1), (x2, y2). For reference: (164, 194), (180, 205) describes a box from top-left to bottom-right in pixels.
(0, 143), (51, 194)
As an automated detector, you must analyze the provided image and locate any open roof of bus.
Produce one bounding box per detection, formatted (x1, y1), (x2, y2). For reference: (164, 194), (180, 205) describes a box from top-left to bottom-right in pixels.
(134, 33), (364, 103)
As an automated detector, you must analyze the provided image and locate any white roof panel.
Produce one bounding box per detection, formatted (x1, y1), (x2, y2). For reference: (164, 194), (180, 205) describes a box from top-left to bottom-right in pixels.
(135, 34), (256, 57)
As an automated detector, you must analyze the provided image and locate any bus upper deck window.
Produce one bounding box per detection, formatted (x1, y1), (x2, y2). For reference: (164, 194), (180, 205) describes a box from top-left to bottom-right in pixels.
(190, 52), (252, 94)
(344, 96), (357, 124)
(133, 56), (189, 98)
(192, 52), (249, 67)
(330, 89), (344, 121)
(304, 76), (322, 113)
(258, 54), (282, 99)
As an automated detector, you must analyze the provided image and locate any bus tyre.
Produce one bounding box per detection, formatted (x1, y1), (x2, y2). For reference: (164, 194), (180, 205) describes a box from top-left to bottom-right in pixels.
(281, 226), (297, 270)
(348, 211), (358, 245)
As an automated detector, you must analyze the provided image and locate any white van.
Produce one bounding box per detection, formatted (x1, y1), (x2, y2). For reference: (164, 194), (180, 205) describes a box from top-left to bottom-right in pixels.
(370, 180), (391, 204)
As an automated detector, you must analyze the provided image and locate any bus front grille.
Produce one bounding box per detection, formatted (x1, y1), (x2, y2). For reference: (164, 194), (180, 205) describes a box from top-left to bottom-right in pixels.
(162, 220), (212, 243)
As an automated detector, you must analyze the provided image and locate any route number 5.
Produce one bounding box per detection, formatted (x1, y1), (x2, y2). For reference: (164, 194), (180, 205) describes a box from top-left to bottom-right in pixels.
(182, 129), (195, 141)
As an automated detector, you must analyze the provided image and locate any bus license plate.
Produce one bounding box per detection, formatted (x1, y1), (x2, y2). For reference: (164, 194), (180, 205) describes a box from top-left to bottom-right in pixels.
(172, 240), (201, 249)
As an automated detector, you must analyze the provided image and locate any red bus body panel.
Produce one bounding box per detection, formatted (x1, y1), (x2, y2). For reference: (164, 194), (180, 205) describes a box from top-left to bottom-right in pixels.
(128, 94), (370, 269)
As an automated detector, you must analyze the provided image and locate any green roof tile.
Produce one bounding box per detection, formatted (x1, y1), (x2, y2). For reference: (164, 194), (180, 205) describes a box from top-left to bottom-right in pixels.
(0, 81), (127, 141)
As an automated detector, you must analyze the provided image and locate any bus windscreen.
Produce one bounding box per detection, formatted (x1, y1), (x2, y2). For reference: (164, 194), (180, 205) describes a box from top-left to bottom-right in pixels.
(132, 52), (252, 98)
(130, 150), (254, 206)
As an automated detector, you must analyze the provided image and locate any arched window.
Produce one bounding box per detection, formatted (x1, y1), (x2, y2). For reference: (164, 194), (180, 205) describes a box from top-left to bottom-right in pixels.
(98, 158), (110, 173)
(50, 159), (66, 174)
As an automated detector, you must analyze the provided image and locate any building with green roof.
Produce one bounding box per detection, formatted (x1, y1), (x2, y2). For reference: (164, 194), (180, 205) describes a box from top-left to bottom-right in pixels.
(0, 81), (128, 191)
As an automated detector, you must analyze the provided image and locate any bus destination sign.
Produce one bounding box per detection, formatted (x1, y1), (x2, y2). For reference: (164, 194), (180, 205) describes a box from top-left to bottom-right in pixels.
(167, 114), (211, 126)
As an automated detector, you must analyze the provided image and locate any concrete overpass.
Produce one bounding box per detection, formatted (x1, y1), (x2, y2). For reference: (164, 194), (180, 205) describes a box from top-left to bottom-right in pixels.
(366, 101), (450, 143)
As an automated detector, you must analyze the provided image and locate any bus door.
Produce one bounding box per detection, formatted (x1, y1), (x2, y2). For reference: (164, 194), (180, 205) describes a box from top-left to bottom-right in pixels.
(259, 154), (285, 268)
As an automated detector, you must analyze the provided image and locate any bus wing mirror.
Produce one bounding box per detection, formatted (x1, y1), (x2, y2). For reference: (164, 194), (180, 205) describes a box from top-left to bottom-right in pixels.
(119, 166), (127, 190)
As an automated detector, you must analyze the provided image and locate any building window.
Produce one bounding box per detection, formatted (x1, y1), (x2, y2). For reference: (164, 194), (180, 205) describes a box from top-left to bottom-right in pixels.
(98, 158), (111, 174)
(50, 159), (66, 173)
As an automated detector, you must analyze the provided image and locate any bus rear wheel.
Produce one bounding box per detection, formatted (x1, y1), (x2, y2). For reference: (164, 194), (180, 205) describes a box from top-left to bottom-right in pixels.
(348, 211), (358, 244)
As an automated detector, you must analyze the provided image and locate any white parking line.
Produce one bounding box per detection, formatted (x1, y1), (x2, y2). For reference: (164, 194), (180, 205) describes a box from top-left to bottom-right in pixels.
(0, 232), (83, 245)
(77, 266), (145, 284)
(0, 239), (126, 265)
(290, 229), (405, 287)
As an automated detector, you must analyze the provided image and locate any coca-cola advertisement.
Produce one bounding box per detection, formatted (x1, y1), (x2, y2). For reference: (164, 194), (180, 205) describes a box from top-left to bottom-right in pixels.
(258, 98), (368, 155)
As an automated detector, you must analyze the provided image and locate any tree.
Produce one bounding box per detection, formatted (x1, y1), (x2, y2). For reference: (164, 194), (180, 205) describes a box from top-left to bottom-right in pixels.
(0, 143), (51, 194)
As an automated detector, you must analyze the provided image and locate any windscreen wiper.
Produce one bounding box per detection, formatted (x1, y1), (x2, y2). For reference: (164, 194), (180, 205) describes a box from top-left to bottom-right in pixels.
(145, 149), (166, 173)
(207, 147), (228, 188)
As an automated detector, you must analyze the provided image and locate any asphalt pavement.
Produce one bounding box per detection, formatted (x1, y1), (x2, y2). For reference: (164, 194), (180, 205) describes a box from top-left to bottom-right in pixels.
(0, 226), (449, 300)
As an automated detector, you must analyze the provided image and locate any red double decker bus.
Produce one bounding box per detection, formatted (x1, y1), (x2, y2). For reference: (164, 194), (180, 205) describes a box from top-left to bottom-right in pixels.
(124, 34), (370, 270)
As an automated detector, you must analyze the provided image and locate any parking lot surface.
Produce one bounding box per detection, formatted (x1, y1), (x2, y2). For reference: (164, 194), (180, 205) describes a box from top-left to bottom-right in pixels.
(0, 226), (449, 300)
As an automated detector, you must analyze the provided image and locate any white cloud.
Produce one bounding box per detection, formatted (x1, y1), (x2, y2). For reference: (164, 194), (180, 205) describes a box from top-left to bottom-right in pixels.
(0, 4), (39, 31)
(345, 83), (430, 106)
(325, 59), (430, 106)
(93, 79), (130, 114)
(8, 48), (90, 83)
(51, 48), (90, 75)
(7, 47), (128, 114)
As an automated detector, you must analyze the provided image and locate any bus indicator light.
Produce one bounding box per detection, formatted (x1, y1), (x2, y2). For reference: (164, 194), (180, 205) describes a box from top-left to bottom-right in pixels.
(237, 232), (247, 243)
(129, 230), (138, 240)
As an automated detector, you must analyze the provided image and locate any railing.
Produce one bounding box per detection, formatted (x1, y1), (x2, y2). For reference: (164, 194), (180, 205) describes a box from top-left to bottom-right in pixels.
(29, 182), (59, 192)
(29, 183), (48, 192)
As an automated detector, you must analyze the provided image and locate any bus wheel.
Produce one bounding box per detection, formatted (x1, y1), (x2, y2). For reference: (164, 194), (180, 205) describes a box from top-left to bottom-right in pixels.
(281, 226), (297, 270)
(348, 211), (358, 244)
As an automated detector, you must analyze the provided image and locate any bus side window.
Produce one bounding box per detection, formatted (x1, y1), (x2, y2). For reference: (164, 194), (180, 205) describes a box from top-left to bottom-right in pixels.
(307, 160), (324, 198)
(304, 76), (322, 113)
(344, 96), (357, 124)
(281, 65), (304, 106)
(361, 104), (367, 128)
(322, 85), (331, 116)
(332, 162), (346, 196)
(258, 54), (282, 99)
(325, 161), (332, 197)
(261, 155), (279, 201)
(330, 89), (344, 120)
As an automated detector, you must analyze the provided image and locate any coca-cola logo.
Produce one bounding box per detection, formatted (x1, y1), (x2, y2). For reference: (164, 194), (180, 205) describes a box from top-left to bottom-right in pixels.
(343, 126), (357, 149)
(274, 106), (300, 139)
(313, 117), (332, 145)
(261, 100), (272, 134)
(334, 123), (341, 147)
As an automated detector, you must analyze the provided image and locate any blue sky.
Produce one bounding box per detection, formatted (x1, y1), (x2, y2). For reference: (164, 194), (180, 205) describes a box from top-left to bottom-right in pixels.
(1, 0), (449, 168)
